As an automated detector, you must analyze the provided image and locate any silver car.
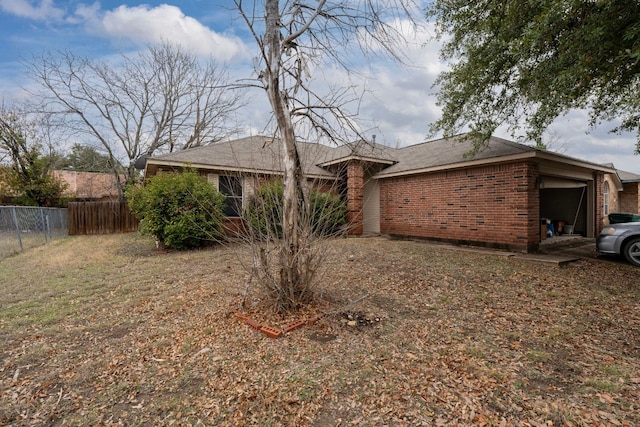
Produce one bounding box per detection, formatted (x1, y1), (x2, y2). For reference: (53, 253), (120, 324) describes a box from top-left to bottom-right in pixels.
(596, 222), (640, 267)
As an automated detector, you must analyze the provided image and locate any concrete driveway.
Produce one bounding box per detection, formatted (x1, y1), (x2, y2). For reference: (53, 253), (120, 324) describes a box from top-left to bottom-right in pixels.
(538, 236), (597, 259)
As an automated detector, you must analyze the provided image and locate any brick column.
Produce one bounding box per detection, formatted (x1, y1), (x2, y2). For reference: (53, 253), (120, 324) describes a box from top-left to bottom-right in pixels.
(347, 162), (364, 236)
(594, 172), (605, 236)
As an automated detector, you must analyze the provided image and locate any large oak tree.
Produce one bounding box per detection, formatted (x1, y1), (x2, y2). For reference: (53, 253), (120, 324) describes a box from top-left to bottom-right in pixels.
(427, 0), (640, 152)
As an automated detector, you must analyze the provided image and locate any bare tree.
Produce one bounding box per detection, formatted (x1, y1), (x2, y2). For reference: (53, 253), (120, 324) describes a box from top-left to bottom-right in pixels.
(235, 0), (419, 311)
(25, 42), (246, 196)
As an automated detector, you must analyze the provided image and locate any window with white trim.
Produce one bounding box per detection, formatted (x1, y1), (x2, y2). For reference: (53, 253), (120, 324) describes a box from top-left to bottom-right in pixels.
(219, 175), (243, 217)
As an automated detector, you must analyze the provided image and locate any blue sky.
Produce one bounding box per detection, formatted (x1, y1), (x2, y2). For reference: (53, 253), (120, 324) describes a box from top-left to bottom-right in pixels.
(1, 0), (638, 174)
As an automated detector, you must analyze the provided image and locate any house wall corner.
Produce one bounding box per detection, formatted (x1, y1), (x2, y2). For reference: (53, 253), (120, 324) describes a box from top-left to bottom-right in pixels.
(379, 161), (541, 252)
(346, 162), (364, 236)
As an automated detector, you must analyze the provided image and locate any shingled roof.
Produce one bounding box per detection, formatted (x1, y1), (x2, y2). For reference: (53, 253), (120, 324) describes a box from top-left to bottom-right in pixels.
(146, 133), (614, 179)
(617, 169), (640, 183)
(148, 135), (337, 178)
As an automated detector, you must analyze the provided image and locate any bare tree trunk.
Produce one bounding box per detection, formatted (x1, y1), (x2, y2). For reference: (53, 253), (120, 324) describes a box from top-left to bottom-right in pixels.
(264, 0), (312, 310)
(237, 0), (417, 311)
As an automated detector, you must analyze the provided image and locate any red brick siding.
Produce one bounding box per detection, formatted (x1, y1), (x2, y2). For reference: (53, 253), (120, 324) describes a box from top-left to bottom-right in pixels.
(222, 217), (246, 237)
(620, 182), (640, 214)
(379, 162), (540, 251)
(594, 173), (605, 235)
(347, 162), (364, 235)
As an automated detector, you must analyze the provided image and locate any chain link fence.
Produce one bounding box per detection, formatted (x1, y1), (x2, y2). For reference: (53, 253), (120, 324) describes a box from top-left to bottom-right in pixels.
(0, 206), (68, 259)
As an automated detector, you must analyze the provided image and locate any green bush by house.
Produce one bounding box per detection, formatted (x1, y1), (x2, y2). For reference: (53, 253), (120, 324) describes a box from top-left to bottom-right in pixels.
(126, 169), (225, 249)
(245, 180), (346, 239)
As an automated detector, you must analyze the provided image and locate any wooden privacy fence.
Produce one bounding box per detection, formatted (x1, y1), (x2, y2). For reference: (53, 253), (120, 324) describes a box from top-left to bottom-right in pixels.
(68, 201), (139, 235)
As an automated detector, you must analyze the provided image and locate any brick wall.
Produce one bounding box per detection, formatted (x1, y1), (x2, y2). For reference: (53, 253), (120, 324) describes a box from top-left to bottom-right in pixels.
(379, 161), (540, 252)
(620, 182), (640, 214)
(347, 162), (364, 235)
(594, 173), (605, 235)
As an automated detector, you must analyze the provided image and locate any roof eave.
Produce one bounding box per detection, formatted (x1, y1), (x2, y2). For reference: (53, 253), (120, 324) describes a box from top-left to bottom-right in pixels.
(144, 159), (337, 180)
(318, 155), (396, 168)
(374, 150), (615, 179)
(534, 151), (616, 173)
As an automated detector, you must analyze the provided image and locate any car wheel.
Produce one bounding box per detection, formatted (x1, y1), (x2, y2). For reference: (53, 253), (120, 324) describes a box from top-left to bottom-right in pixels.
(623, 237), (640, 267)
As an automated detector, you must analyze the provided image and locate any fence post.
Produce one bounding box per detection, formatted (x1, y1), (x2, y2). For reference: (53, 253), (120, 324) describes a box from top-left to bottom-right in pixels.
(40, 208), (48, 242)
(45, 210), (51, 241)
(11, 206), (23, 251)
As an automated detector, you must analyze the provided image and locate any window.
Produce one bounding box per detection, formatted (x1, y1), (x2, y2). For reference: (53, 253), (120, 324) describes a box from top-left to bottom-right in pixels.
(603, 181), (610, 215)
(219, 175), (243, 217)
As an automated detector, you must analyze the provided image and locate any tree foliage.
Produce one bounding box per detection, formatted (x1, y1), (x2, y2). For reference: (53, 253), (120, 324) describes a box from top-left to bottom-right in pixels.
(427, 0), (640, 152)
(0, 107), (67, 206)
(57, 144), (123, 173)
(126, 169), (226, 250)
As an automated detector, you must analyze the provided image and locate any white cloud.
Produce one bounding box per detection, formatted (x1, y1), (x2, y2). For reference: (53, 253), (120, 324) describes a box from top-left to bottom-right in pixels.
(540, 111), (640, 173)
(91, 4), (249, 62)
(0, 0), (64, 21)
(320, 22), (444, 146)
(69, 2), (100, 25)
(0, 2), (249, 62)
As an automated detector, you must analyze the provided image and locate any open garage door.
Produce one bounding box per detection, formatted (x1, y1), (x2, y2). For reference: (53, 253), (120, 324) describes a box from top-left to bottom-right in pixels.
(539, 177), (587, 189)
(539, 176), (588, 236)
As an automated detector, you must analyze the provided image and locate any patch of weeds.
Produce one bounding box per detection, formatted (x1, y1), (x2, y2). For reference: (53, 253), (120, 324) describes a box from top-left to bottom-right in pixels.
(505, 330), (523, 342)
(285, 374), (317, 402)
(489, 368), (506, 382)
(581, 378), (619, 392)
(439, 296), (452, 305)
(178, 369), (203, 392)
(465, 344), (486, 360)
(599, 363), (629, 378)
(297, 386), (315, 402)
(526, 349), (550, 363)
(181, 336), (195, 354)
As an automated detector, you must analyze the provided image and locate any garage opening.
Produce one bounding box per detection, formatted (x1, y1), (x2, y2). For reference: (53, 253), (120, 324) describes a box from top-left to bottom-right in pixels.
(539, 177), (588, 237)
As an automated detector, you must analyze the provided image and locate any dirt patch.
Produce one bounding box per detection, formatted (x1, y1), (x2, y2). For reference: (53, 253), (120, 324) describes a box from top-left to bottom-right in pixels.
(338, 310), (382, 329)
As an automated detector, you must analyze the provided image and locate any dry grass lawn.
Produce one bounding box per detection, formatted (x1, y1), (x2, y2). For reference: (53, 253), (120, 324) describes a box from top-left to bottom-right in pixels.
(1, 234), (639, 426)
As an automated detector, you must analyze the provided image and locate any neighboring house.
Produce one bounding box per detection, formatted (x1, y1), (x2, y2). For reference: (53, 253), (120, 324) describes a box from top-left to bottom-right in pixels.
(144, 134), (615, 253)
(617, 169), (640, 214)
(603, 168), (640, 217)
(53, 170), (121, 201)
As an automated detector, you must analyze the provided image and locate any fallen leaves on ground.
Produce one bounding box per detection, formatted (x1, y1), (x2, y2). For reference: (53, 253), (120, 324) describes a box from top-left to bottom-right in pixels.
(0, 234), (638, 426)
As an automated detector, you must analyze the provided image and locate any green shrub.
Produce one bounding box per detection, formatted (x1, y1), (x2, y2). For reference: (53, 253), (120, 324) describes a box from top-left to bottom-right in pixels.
(244, 180), (346, 239)
(310, 190), (347, 236)
(126, 169), (226, 249)
(244, 180), (284, 239)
